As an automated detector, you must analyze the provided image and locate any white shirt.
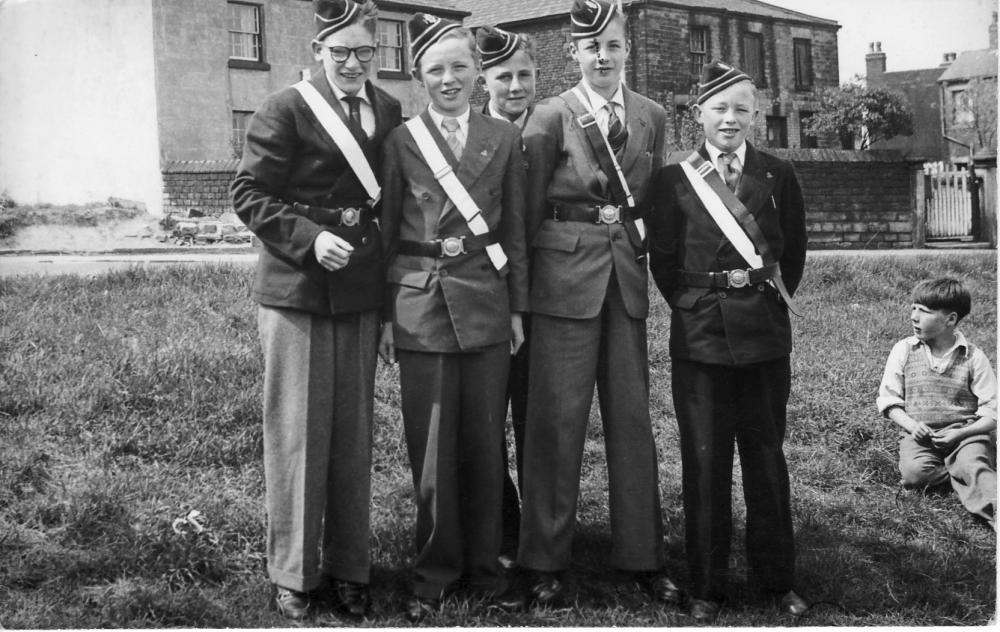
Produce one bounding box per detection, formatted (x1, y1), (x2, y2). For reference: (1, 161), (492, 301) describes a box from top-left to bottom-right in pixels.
(705, 141), (747, 175)
(488, 101), (528, 130)
(427, 105), (470, 147)
(329, 79), (375, 137)
(580, 81), (625, 136)
(876, 331), (998, 421)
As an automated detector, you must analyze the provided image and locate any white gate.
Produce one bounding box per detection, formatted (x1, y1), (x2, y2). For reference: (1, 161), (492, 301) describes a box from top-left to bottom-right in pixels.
(923, 161), (974, 240)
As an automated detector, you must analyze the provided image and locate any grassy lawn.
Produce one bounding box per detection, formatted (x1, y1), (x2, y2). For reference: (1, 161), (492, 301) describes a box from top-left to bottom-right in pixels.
(0, 252), (995, 627)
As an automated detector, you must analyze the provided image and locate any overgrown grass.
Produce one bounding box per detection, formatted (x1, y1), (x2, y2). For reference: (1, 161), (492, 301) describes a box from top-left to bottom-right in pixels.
(0, 253), (995, 627)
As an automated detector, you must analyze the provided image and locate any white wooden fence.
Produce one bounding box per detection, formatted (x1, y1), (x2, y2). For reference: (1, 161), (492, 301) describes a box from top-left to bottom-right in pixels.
(923, 161), (974, 240)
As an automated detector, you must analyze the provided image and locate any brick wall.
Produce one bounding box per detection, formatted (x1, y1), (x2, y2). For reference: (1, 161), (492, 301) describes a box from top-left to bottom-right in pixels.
(161, 160), (240, 216)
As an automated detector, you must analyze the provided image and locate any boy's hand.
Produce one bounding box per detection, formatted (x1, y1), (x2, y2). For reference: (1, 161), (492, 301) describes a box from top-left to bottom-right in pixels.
(378, 322), (396, 365)
(930, 427), (962, 451)
(314, 231), (354, 271)
(910, 421), (935, 443)
(510, 313), (524, 355)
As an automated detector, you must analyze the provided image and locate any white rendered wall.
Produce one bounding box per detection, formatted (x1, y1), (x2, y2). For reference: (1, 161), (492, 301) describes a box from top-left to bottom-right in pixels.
(0, 0), (163, 212)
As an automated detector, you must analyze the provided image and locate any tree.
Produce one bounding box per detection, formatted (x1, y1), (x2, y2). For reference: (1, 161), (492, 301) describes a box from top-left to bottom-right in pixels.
(803, 77), (914, 149)
(947, 77), (997, 155)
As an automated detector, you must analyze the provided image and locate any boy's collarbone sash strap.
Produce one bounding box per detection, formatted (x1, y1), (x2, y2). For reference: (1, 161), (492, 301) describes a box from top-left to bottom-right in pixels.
(293, 80), (381, 206)
(561, 87), (646, 242)
(680, 151), (802, 316)
(404, 116), (508, 272)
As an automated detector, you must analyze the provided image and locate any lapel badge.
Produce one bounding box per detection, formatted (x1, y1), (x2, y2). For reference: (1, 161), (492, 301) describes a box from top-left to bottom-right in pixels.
(766, 172), (774, 178)
(481, 148), (489, 157)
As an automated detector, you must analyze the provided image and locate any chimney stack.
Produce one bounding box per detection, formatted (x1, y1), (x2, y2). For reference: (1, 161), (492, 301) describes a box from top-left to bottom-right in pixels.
(941, 52), (956, 66)
(865, 41), (886, 79)
(990, 11), (997, 50)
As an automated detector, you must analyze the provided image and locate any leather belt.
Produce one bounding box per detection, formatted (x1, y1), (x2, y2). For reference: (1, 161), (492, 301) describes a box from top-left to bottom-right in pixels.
(677, 263), (779, 289)
(398, 233), (497, 258)
(293, 202), (373, 227)
(553, 204), (635, 225)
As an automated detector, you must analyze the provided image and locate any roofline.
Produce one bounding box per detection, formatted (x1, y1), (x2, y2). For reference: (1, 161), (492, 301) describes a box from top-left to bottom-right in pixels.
(490, 0), (839, 30)
(379, 0), (470, 19)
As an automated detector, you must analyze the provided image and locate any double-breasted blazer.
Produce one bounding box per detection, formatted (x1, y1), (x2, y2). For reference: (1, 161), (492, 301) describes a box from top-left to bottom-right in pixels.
(648, 142), (807, 366)
(380, 109), (529, 353)
(522, 82), (667, 320)
(232, 72), (402, 316)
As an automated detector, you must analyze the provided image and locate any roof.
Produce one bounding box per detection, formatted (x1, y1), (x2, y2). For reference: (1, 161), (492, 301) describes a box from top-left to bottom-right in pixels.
(380, 0), (469, 18)
(452, 0), (838, 29)
(938, 48), (998, 82)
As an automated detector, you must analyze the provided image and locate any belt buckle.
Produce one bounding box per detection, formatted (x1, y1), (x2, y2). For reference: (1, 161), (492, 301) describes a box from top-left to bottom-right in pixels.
(340, 207), (360, 227)
(439, 236), (466, 257)
(598, 204), (621, 224)
(727, 268), (750, 289)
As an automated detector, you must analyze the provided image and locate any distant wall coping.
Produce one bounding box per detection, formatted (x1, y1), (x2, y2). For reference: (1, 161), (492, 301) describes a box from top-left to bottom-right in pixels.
(162, 159), (240, 174)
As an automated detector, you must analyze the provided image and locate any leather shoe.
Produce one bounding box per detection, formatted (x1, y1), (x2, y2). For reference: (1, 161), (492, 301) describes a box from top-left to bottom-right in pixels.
(634, 570), (682, 605)
(275, 586), (310, 621)
(492, 584), (527, 611)
(528, 572), (564, 607)
(689, 598), (720, 625)
(330, 579), (370, 618)
(404, 595), (440, 623)
(779, 590), (809, 616)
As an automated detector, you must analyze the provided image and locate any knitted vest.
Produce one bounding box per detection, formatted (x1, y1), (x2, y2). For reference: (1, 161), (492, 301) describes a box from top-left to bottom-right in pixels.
(903, 342), (980, 428)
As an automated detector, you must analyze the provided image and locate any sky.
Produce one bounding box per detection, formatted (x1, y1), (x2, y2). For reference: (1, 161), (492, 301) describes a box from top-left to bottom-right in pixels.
(766, 0), (997, 82)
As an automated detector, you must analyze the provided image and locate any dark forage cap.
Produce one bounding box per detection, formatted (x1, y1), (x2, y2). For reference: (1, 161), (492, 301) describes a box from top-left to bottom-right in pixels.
(409, 12), (461, 66)
(477, 26), (521, 69)
(570, 0), (618, 39)
(313, 0), (363, 42)
(696, 60), (753, 105)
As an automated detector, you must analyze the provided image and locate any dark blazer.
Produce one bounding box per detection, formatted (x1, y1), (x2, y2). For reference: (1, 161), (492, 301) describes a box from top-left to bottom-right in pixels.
(522, 82), (667, 320)
(481, 101), (535, 131)
(231, 72), (403, 316)
(380, 109), (529, 353)
(648, 142), (807, 365)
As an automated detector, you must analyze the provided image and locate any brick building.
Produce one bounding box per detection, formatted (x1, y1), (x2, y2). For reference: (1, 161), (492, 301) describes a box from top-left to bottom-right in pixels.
(454, 0), (841, 150)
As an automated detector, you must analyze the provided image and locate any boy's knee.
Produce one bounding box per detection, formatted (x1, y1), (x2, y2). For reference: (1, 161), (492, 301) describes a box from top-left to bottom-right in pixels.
(899, 461), (946, 488)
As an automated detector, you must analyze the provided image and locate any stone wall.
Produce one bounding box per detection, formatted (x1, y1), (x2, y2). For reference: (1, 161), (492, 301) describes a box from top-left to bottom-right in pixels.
(161, 160), (240, 217)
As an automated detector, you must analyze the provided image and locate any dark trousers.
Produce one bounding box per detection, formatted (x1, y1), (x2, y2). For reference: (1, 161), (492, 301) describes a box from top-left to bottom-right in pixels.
(671, 357), (795, 601)
(501, 317), (530, 556)
(398, 344), (510, 599)
(518, 277), (664, 572)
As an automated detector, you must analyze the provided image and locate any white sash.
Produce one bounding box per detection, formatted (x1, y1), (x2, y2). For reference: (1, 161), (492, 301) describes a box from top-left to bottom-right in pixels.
(292, 80), (381, 205)
(404, 116), (508, 271)
(570, 86), (645, 240)
(679, 160), (764, 269)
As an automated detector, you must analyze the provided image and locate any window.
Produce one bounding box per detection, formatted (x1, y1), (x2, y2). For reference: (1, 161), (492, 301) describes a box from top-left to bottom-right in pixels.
(232, 110), (254, 157)
(741, 32), (765, 86)
(689, 27), (709, 77)
(229, 3), (262, 60)
(377, 19), (406, 76)
(799, 111), (818, 148)
(766, 115), (787, 148)
(793, 39), (813, 90)
(950, 89), (974, 126)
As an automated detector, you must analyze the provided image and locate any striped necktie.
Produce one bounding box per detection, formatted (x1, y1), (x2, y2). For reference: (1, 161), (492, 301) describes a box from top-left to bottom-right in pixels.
(718, 152), (741, 191)
(606, 103), (627, 156)
(441, 117), (463, 161)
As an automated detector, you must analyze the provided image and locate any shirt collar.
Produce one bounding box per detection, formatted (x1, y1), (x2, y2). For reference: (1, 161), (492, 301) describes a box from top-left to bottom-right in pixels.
(488, 101), (528, 129)
(427, 105), (471, 133)
(906, 331), (969, 354)
(705, 141), (747, 168)
(328, 77), (371, 106)
(580, 80), (624, 113)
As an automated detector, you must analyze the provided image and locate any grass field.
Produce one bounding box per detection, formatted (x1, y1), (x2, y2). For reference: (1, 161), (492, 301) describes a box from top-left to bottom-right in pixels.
(0, 252), (995, 627)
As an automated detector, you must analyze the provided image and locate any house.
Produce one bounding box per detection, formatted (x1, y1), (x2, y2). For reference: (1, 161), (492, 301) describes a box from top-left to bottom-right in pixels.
(451, 0), (841, 150)
(0, 0), (466, 214)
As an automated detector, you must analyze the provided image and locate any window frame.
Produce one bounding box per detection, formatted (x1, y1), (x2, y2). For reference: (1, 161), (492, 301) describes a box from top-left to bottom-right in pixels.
(689, 26), (709, 78)
(740, 32), (765, 87)
(798, 110), (818, 148)
(231, 109), (254, 157)
(228, 2), (270, 71)
(793, 38), (813, 91)
(376, 18), (409, 80)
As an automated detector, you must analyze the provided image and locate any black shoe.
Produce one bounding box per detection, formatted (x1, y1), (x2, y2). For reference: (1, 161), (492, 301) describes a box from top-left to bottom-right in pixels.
(405, 595), (440, 623)
(330, 579), (370, 618)
(275, 586), (310, 621)
(528, 572), (564, 607)
(492, 583), (527, 611)
(634, 570), (682, 605)
(689, 598), (720, 625)
(778, 590), (809, 616)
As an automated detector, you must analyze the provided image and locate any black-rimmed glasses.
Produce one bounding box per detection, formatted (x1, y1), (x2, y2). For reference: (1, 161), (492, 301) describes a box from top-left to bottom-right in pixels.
(325, 46), (376, 63)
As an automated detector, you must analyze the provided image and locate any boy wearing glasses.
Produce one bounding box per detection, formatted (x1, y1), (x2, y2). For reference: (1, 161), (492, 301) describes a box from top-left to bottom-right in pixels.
(231, 0), (401, 621)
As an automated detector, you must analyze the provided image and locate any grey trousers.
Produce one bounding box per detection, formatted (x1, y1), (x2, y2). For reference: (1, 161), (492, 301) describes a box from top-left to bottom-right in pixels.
(258, 305), (378, 591)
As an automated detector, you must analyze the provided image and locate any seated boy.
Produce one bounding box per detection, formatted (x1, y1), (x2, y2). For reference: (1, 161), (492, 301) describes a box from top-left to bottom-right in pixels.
(877, 277), (997, 529)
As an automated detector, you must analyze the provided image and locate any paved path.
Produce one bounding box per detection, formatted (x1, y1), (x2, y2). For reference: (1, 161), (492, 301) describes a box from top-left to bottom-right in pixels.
(0, 248), (993, 278)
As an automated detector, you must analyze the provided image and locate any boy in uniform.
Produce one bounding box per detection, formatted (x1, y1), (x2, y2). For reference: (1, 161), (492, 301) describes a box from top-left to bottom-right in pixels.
(231, 0), (402, 620)
(647, 61), (808, 624)
(516, 0), (679, 607)
(476, 24), (538, 567)
(376, 13), (528, 622)
(877, 277), (997, 529)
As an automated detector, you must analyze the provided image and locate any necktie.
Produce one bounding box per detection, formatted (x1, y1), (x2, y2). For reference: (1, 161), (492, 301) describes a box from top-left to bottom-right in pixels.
(342, 96), (366, 144)
(441, 117), (463, 161)
(719, 153), (741, 191)
(606, 103), (627, 156)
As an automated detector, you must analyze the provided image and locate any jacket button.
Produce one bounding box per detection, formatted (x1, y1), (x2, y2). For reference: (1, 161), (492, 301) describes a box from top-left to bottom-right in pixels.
(612, 233), (622, 241)
(422, 192), (431, 200)
(757, 283), (765, 292)
(361, 236), (369, 245)
(719, 291), (727, 299)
